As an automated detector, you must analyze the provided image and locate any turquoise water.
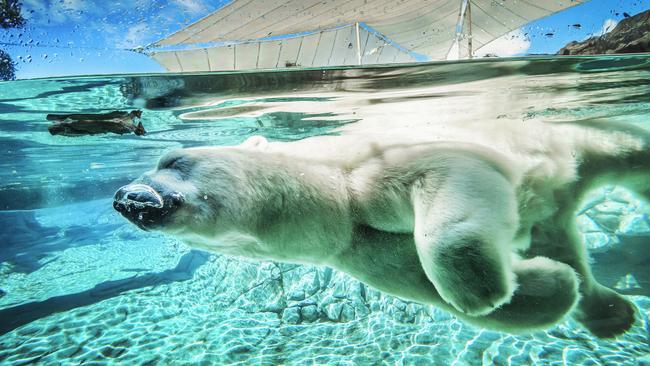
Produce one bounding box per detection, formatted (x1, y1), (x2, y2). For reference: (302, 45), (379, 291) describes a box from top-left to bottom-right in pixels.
(0, 56), (649, 365)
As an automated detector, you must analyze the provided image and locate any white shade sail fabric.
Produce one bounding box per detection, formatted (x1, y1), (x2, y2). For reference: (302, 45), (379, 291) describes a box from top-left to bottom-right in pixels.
(151, 25), (416, 72)
(150, 0), (585, 71)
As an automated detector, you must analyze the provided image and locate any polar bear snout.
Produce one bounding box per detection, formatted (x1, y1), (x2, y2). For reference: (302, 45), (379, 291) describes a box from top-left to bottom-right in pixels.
(113, 184), (184, 231)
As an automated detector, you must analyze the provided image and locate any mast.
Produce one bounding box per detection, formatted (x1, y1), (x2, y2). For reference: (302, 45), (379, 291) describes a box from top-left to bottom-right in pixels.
(355, 22), (362, 65)
(467, 0), (473, 59)
(455, 0), (471, 59)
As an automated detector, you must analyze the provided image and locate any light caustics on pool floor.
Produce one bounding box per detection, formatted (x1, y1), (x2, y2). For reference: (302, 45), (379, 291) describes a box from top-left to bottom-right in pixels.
(0, 56), (649, 365)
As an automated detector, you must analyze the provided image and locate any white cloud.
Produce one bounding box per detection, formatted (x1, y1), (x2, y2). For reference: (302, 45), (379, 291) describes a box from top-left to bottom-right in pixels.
(20, 0), (45, 18)
(22, 0), (89, 24)
(599, 19), (618, 35)
(474, 29), (531, 58)
(116, 23), (150, 49)
(58, 0), (86, 12)
(175, 0), (207, 15)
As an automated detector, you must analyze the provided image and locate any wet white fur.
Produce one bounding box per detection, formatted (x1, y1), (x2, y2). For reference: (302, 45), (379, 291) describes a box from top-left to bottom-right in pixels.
(139, 119), (645, 335)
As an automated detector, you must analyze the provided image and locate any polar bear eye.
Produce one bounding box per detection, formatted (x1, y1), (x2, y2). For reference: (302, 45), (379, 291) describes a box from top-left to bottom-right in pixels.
(159, 156), (183, 170)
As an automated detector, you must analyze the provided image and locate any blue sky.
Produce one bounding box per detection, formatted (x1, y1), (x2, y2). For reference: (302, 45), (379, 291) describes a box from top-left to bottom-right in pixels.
(1, 0), (649, 79)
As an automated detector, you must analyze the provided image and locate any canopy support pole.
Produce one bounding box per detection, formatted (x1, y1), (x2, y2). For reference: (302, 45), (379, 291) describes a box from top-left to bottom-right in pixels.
(355, 22), (362, 65)
(466, 0), (473, 59)
(455, 0), (470, 59)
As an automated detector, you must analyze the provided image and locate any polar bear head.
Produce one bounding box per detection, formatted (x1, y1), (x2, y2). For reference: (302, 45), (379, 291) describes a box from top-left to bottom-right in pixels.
(113, 137), (270, 239)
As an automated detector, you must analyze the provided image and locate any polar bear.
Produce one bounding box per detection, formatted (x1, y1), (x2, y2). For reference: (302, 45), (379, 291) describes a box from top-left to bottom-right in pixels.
(113, 119), (648, 338)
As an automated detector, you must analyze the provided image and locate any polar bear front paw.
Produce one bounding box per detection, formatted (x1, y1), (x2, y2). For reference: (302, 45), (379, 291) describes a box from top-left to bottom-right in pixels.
(432, 241), (516, 316)
(442, 282), (513, 316)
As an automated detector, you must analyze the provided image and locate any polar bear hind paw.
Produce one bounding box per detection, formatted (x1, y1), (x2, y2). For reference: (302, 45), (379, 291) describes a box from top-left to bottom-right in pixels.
(576, 285), (636, 339)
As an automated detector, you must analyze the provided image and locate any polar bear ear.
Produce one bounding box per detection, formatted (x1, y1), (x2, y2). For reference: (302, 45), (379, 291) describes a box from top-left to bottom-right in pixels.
(241, 135), (269, 151)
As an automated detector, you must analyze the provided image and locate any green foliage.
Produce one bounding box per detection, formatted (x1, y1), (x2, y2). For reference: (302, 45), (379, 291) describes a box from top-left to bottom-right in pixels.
(1, 0), (25, 29)
(0, 0), (23, 79)
(0, 49), (16, 80)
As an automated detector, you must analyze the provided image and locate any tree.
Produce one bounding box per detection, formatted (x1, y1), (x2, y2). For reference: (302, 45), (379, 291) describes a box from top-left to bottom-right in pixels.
(0, 49), (16, 80)
(1, 0), (25, 29)
(0, 0), (24, 80)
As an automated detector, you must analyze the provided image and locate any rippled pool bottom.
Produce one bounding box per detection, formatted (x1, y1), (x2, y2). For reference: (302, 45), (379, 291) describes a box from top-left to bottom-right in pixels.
(0, 200), (648, 365)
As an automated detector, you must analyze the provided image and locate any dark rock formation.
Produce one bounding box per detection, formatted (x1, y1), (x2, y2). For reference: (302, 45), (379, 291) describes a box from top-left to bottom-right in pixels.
(47, 110), (146, 136)
(558, 9), (650, 55)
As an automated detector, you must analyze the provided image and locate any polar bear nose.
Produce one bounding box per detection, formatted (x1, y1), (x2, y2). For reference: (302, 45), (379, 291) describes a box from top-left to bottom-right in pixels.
(114, 184), (163, 209)
(113, 184), (182, 230)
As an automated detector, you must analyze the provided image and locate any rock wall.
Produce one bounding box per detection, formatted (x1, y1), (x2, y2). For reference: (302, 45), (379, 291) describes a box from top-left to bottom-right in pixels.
(558, 10), (650, 55)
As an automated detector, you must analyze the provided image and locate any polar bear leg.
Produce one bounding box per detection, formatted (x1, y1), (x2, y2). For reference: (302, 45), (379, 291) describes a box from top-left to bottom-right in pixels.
(572, 152), (647, 337)
(557, 220), (636, 338)
(526, 197), (636, 338)
(412, 158), (519, 316)
(466, 256), (580, 332)
(575, 284), (637, 338)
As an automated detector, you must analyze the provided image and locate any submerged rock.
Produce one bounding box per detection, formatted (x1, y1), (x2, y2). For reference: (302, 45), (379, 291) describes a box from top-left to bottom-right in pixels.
(557, 10), (650, 55)
(281, 307), (301, 324)
(47, 110), (146, 136)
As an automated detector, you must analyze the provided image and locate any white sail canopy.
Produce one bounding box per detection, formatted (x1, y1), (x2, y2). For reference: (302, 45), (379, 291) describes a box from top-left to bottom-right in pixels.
(151, 24), (416, 72)
(149, 0), (585, 71)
